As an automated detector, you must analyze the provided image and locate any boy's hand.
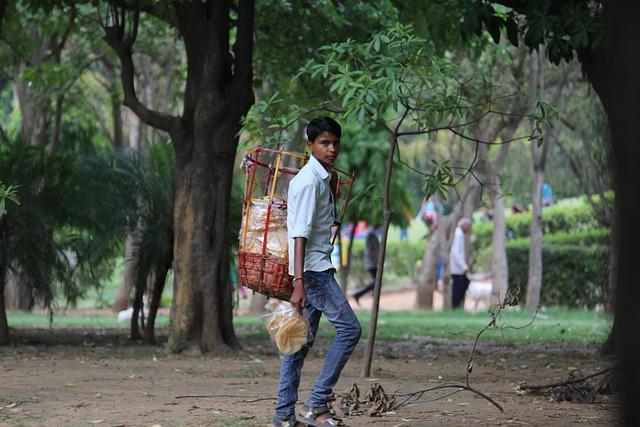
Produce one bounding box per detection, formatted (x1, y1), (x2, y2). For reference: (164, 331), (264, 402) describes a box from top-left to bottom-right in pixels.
(290, 282), (306, 313)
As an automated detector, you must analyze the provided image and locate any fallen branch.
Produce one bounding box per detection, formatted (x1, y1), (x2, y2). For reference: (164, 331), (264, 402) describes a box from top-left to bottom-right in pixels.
(518, 367), (614, 391)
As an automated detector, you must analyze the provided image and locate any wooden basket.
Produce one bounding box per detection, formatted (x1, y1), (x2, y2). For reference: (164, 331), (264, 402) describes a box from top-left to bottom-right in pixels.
(238, 250), (293, 300)
(238, 147), (353, 301)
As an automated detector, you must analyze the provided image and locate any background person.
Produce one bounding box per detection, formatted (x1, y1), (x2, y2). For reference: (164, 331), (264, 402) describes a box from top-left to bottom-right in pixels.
(450, 217), (472, 309)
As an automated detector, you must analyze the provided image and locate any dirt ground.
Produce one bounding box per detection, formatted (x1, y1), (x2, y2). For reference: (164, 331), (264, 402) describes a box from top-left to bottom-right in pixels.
(0, 326), (617, 427)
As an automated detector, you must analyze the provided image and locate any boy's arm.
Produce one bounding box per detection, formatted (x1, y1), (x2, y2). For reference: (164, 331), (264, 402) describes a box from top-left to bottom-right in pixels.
(290, 237), (307, 312)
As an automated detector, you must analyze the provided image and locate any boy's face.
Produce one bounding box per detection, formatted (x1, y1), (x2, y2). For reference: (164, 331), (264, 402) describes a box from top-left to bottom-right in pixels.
(308, 131), (340, 166)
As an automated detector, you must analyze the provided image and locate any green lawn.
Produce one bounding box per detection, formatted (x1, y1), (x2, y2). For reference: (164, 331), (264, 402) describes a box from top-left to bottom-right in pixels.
(7, 307), (611, 345)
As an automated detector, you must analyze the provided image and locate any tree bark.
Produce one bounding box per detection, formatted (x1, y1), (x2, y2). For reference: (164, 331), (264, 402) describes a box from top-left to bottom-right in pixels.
(169, 125), (240, 353)
(489, 177), (509, 305)
(580, 4), (640, 421)
(362, 127), (399, 378)
(524, 49), (549, 310)
(112, 229), (139, 312)
(414, 223), (445, 309)
(525, 163), (544, 309)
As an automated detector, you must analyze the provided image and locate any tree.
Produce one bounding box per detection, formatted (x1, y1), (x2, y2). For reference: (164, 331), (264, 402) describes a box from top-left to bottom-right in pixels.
(0, 139), (129, 344)
(335, 124), (412, 293)
(99, 1), (255, 354)
(293, 24), (540, 377)
(441, 1), (640, 422)
(117, 142), (174, 343)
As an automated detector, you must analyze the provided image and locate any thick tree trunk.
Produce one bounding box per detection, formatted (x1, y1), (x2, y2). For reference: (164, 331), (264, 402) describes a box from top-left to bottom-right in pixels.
(168, 127), (239, 354)
(525, 167), (544, 309)
(580, 4), (640, 422)
(13, 72), (50, 146)
(103, 0), (254, 354)
(489, 183), (509, 305)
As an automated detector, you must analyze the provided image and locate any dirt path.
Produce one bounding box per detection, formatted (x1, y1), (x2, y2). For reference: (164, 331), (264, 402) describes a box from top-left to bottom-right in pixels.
(0, 329), (617, 426)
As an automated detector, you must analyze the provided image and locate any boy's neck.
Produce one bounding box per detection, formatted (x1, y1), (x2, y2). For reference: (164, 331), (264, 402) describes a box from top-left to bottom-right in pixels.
(311, 153), (332, 171)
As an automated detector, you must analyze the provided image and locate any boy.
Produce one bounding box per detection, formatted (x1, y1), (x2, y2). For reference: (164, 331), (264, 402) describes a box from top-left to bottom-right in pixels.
(273, 117), (362, 427)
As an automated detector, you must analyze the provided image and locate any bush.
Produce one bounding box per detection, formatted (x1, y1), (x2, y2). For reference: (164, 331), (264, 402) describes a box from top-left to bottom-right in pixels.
(506, 242), (608, 308)
(474, 228), (610, 272)
(346, 238), (425, 285)
(474, 203), (603, 250)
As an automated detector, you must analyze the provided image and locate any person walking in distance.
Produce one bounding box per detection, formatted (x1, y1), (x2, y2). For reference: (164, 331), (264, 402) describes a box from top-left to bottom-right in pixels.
(351, 224), (380, 306)
(272, 117), (361, 427)
(450, 217), (472, 309)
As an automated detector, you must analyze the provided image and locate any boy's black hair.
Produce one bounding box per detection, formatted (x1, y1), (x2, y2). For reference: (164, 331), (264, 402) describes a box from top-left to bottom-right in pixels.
(306, 116), (341, 141)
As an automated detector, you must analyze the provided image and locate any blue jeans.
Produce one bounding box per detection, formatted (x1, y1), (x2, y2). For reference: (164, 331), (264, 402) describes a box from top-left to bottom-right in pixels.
(274, 269), (362, 423)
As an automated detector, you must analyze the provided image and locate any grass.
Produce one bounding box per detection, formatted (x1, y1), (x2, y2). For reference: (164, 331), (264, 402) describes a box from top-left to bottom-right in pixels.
(7, 307), (611, 345)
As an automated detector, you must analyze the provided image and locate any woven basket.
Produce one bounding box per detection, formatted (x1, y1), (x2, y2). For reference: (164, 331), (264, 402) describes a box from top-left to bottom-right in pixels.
(238, 250), (293, 300)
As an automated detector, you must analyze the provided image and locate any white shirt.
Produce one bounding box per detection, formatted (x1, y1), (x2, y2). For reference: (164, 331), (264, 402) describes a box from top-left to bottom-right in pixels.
(449, 226), (468, 275)
(287, 154), (335, 275)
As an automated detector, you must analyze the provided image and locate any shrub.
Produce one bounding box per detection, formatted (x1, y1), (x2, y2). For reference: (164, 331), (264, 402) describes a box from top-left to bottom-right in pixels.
(474, 203), (603, 250)
(506, 243), (608, 308)
(345, 238), (425, 285)
(474, 228), (610, 272)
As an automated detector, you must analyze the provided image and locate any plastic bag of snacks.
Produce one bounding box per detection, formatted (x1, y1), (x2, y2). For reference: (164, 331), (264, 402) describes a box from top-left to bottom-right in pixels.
(262, 305), (311, 355)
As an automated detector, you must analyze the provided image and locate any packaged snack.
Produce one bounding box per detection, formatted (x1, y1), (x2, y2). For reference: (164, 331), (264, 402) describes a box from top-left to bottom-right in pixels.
(262, 306), (311, 355)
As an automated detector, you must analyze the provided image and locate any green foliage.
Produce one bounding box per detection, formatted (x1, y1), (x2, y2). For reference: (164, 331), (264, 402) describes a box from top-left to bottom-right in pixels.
(0, 138), (130, 308)
(338, 124), (413, 227)
(473, 202), (602, 250)
(454, 0), (603, 64)
(0, 182), (19, 218)
(348, 239), (424, 283)
(117, 142), (175, 293)
(506, 243), (608, 308)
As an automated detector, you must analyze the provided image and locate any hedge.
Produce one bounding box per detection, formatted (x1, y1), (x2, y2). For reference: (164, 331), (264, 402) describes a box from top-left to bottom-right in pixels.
(474, 227), (610, 271)
(506, 243), (608, 308)
(474, 202), (603, 250)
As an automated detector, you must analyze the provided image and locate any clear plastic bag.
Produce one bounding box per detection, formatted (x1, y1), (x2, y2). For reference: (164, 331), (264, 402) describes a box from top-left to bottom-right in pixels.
(262, 305), (311, 355)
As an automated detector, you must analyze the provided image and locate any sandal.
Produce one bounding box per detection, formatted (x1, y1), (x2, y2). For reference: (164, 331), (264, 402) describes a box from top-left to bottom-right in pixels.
(272, 418), (298, 427)
(296, 406), (346, 426)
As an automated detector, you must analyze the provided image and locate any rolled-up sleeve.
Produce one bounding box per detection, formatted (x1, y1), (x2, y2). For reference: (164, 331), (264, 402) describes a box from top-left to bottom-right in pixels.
(288, 183), (316, 239)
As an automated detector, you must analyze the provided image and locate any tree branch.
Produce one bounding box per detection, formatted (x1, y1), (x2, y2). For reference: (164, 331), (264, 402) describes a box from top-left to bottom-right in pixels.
(102, 1), (179, 136)
(48, 5), (77, 60)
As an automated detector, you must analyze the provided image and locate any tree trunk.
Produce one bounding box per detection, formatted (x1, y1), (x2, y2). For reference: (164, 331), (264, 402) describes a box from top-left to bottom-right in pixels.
(103, 0), (254, 354)
(489, 182), (509, 305)
(0, 283), (8, 345)
(362, 130), (398, 378)
(112, 230), (139, 312)
(524, 49), (548, 310)
(112, 92), (124, 150)
(143, 262), (169, 344)
(4, 267), (33, 311)
(168, 126), (240, 354)
(13, 71), (50, 146)
(579, 4), (640, 421)
(414, 222), (445, 309)
(339, 221), (357, 294)
(525, 166), (544, 309)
